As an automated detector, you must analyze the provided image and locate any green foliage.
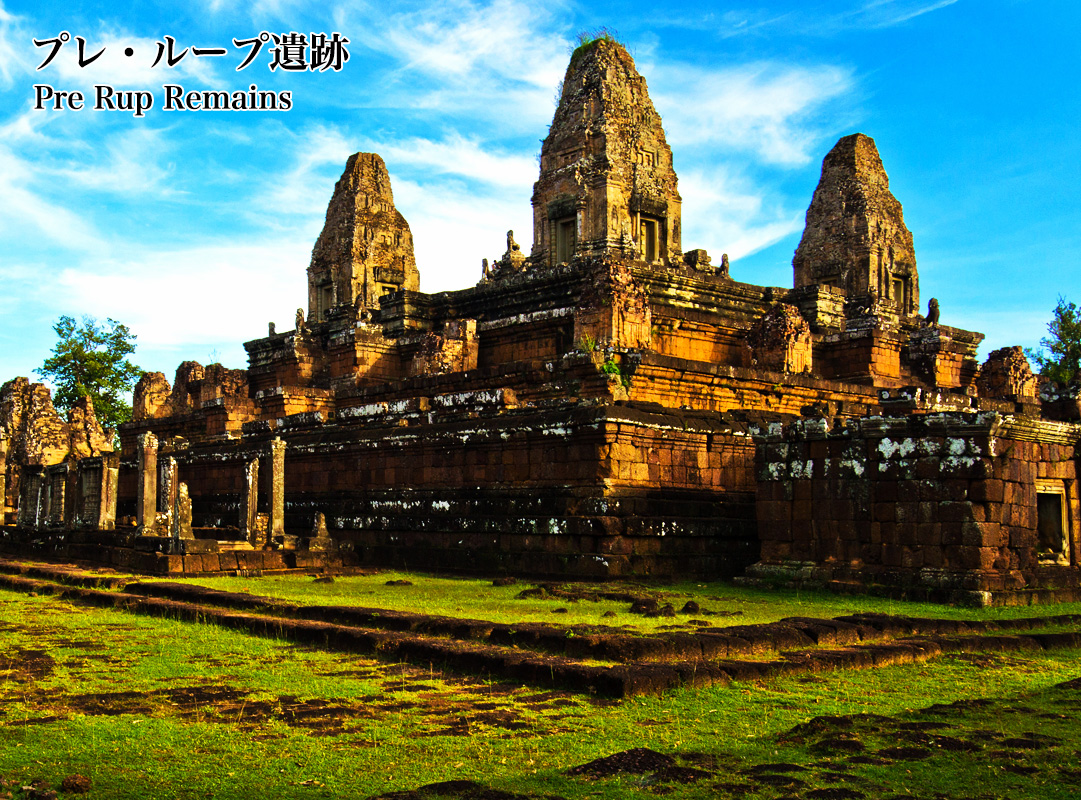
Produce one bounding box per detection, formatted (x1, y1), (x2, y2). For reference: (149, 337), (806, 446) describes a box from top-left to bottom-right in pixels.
(600, 356), (632, 389)
(1026, 296), (1081, 384)
(35, 315), (143, 430)
(576, 334), (597, 352)
(569, 26), (623, 62)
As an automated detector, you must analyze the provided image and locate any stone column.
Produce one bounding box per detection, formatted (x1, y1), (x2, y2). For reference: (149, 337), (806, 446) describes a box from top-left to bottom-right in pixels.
(160, 456), (178, 535)
(0, 427), (8, 523)
(269, 437), (286, 544)
(240, 458), (259, 546)
(101, 453), (119, 531)
(174, 482), (194, 540)
(136, 432), (158, 533)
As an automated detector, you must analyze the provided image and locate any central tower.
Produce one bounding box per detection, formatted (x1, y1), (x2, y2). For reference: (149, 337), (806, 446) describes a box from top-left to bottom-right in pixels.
(531, 38), (682, 268)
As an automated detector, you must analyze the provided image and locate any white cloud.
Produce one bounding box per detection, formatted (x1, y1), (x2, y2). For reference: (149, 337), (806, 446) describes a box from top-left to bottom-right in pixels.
(679, 168), (804, 263)
(343, 0), (570, 130)
(0, 2), (34, 87)
(50, 126), (177, 194)
(369, 135), (536, 189)
(0, 142), (108, 252)
(653, 61), (856, 165)
(850, 0), (961, 28)
(252, 123), (354, 219)
(713, 0), (961, 38)
(54, 239), (310, 354)
(392, 175), (533, 293)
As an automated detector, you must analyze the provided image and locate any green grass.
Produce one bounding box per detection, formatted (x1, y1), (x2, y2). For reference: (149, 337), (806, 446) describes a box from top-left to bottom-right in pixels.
(178, 571), (1081, 632)
(3, 587), (1081, 798)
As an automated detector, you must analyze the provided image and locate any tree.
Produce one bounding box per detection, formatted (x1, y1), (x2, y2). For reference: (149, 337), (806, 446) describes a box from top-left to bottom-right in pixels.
(35, 316), (143, 430)
(1026, 297), (1081, 385)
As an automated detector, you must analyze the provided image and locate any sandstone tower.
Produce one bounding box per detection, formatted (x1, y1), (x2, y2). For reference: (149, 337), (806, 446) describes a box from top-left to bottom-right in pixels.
(531, 38), (682, 268)
(307, 153), (420, 320)
(793, 133), (919, 316)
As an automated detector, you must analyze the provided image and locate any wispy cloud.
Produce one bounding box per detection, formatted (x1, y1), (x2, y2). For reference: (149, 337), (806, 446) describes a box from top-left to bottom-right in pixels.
(853, 0), (961, 28)
(54, 238), (310, 355)
(342, 0), (569, 130)
(679, 168), (804, 265)
(0, 142), (108, 252)
(50, 126), (177, 194)
(392, 175), (533, 293)
(653, 61), (856, 165)
(0, 2), (35, 86)
(711, 0), (961, 38)
(368, 135), (536, 189)
(252, 123), (354, 219)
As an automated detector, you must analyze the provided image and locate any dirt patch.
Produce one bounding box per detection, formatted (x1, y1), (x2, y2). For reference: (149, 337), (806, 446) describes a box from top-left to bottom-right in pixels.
(0, 648), (56, 682)
(876, 746), (931, 761)
(748, 763), (808, 775)
(896, 721), (951, 731)
(810, 737), (864, 755)
(566, 748), (676, 777)
(924, 698), (994, 715)
(651, 765), (712, 784)
(752, 773), (806, 788)
(931, 735), (981, 752)
(805, 789), (865, 800)
(372, 779), (566, 799)
(999, 733), (1060, 749)
(60, 774), (92, 794)
(5, 666), (570, 740)
(784, 715), (855, 740)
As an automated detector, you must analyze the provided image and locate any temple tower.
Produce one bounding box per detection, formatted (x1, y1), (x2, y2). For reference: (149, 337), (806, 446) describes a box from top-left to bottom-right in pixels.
(531, 38), (682, 268)
(793, 134), (919, 316)
(307, 153), (420, 321)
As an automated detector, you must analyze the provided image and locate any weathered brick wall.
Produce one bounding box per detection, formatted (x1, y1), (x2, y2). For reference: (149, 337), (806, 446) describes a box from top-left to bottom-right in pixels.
(627, 353), (878, 417)
(753, 413), (1081, 604)
(113, 399), (759, 579)
(478, 316), (573, 368)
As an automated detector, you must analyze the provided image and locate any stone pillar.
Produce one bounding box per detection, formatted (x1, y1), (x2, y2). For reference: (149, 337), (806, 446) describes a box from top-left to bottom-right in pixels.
(269, 437), (286, 544)
(160, 456), (178, 517)
(101, 453), (119, 531)
(136, 432), (158, 533)
(0, 427), (8, 523)
(174, 482), (194, 540)
(240, 458), (260, 546)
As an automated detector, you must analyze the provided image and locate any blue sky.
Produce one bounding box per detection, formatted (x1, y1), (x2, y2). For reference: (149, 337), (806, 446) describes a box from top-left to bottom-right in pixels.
(0, 0), (1077, 384)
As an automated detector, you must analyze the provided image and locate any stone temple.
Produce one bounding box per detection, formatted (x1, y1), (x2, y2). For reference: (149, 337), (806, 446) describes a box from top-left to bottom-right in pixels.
(2, 39), (1079, 606)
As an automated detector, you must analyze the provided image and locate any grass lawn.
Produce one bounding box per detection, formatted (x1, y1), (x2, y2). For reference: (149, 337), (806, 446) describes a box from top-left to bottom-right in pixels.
(3, 576), (1081, 799)
(181, 570), (1081, 631)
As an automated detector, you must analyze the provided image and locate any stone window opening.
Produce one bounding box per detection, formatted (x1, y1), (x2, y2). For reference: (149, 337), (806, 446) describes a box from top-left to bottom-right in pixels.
(891, 276), (908, 311)
(639, 217), (658, 262)
(1036, 479), (1070, 564)
(555, 218), (576, 264)
(317, 283), (335, 321)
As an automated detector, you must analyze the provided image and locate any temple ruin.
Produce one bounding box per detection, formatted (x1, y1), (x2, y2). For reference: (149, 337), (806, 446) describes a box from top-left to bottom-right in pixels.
(2, 39), (1078, 606)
